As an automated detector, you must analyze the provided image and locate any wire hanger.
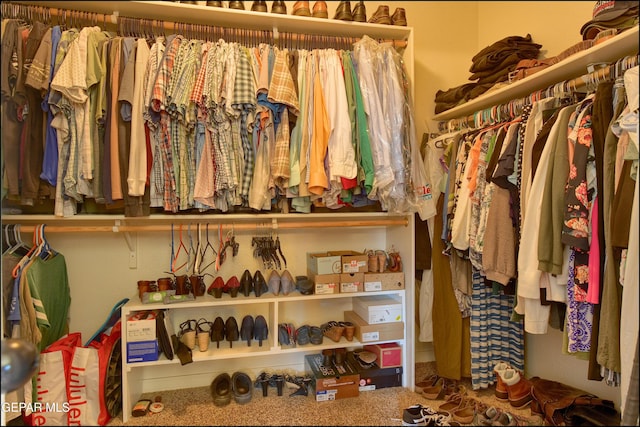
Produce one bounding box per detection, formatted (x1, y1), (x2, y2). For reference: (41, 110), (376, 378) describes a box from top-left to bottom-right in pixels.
(199, 223), (217, 273)
(170, 223), (189, 274)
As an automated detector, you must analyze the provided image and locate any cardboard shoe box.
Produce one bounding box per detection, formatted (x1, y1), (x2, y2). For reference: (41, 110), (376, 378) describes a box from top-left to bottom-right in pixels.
(340, 251), (368, 274)
(340, 272), (364, 293)
(347, 351), (403, 391)
(363, 342), (403, 368)
(309, 271), (340, 295)
(353, 295), (403, 324)
(127, 310), (158, 342)
(305, 353), (360, 401)
(307, 252), (343, 275)
(343, 310), (404, 343)
(126, 340), (159, 363)
(364, 272), (405, 292)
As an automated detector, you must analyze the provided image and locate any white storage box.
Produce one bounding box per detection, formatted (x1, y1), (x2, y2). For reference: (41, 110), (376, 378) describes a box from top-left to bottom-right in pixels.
(127, 310), (157, 342)
(353, 296), (402, 324)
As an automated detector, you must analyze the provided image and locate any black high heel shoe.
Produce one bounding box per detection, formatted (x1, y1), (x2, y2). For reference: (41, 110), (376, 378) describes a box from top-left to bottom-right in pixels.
(210, 316), (226, 349)
(225, 316), (239, 348)
(240, 269), (253, 297)
(253, 270), (268, 297)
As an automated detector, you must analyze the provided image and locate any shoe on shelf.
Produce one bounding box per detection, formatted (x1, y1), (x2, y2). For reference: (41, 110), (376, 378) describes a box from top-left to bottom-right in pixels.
(271, 0), (287, 14)
(210, 316), (226, 348)
(228, 1), (245, 10)
(321, 321), (345, 343)
(240, 269), (253, 297)
(253, 315), (268, 346)
(334, 1), (353, 21)
(402, 404), (452, 427)
(296, 324), (311, 345)
(280, 270), (295, 295)
(250, 0), (267, 12)
(339, 321), (355, 341)
(278, 323), (291, 346)
(253, 270), (268, 297)
(391, 7), (407, 26)
(232, 371), (253, 404)
(322, 349), (334, 366)
(240, 315), (254, 346)
(352, 0), (366, 22)
(312, 1), (328, 19)
(206, 1), (222, 6)
(225, 275), (240, 298)
(268, 270), (281, 295)
(368, 5), (391, 25)
(292, 0), (311, 16)
(225, 316), (240, 348)
(309, 325), (323, 345)
(207, 276), (225, 299)
(210, 373), (232, 407)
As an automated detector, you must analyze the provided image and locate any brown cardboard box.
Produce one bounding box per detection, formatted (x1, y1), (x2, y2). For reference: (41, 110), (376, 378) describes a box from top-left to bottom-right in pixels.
(339, 251), (368, 273)
(308, 271), (340, 295)
(363, 342), (403, 368)
(343, 310), (404, 343)
(363, 272), (405, 292)
(340, 272), (364, 293)
(307, 252), (342, 275)
(305, 353), (360, 401)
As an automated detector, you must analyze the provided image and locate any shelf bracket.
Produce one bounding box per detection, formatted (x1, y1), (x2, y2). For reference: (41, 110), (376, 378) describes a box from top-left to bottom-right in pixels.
(114, 220), (138, 269)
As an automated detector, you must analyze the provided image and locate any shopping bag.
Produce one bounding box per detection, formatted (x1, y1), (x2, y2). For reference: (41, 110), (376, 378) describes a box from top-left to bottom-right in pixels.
(67, 346), (101, 425)
(28, 333), (81, 426)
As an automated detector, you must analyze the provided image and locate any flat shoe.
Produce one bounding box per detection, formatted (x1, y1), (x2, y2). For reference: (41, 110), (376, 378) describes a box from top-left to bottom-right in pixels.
(211, 373), (232, 406)
(309, 325), (323, 345)
(232, 372), (253, 404)
(278, 323), (290, 346)
(296, 325), (310, 345)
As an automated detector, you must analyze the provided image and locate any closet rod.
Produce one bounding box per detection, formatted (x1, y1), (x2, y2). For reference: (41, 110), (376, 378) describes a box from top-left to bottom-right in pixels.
(8, 218), (409, 234)
(5, 2), (407, 50)
(445, 53), (639, 130)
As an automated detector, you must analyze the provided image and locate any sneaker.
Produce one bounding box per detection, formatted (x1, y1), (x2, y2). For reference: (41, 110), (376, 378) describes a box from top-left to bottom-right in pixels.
(402, 404), (452, 426)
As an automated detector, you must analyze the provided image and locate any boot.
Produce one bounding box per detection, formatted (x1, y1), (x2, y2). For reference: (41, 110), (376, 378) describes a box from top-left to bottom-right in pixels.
(499, 368), (533, 408)
(493, 362), (510, 401)
(368, 5), (391, 25)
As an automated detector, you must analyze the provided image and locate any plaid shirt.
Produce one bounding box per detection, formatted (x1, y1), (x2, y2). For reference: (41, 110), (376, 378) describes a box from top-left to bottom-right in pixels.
(190, 42), (209, 106)
(151, 35), (182, 113)
(233, 46), (257, 203)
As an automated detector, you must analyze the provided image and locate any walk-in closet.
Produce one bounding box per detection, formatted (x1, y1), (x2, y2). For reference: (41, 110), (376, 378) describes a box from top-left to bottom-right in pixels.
(1, 1), (638, 426)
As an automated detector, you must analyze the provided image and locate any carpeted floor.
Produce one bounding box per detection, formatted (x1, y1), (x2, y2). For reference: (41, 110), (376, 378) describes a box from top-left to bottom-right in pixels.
(106, 362), (540, 426)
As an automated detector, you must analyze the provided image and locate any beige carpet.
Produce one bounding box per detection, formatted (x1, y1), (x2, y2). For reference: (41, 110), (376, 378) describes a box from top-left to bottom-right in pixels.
(106, 362), (538, 426)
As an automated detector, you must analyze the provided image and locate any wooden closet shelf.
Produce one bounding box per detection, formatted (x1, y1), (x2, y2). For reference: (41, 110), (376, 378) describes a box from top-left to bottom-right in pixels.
(1, 216), (409, 233)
